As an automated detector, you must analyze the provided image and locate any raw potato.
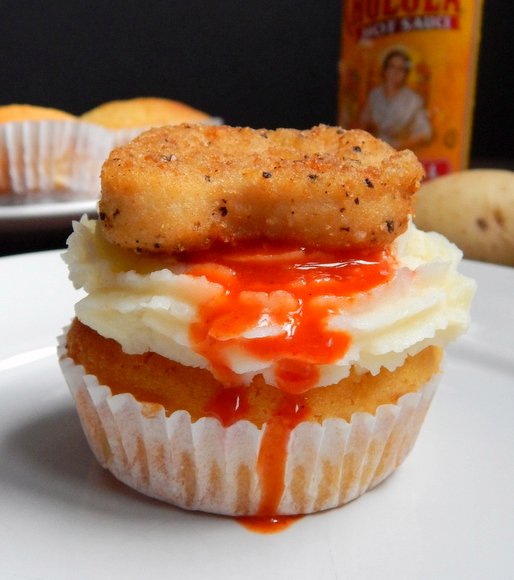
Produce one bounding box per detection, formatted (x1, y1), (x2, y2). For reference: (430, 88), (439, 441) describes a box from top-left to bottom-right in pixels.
(414, 169), (514, 266)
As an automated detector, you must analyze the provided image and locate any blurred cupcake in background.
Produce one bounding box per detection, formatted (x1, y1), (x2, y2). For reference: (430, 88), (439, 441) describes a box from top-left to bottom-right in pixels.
(0, 98), (220, 205)
(0, 103), (111, 203)
(81, 97), (221, 146)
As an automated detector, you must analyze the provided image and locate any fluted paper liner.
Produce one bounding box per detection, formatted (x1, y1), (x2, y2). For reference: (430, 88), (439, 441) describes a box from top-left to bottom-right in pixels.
(0, 117), (223, 200)
(58, 334), (439, 516)
(0, 120), (113, 198)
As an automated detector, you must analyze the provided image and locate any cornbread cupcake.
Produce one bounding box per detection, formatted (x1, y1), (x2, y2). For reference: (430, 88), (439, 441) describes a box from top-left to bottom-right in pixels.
(0, 103), (75, 123)
(59, 124), (475, 516)
(81, 97), (219, 147)
(81, 97), (212, 129)
(0, 103), (110, 199)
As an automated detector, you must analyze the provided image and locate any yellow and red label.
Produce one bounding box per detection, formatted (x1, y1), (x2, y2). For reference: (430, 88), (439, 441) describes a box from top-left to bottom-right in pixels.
(338, 0), (483, 179)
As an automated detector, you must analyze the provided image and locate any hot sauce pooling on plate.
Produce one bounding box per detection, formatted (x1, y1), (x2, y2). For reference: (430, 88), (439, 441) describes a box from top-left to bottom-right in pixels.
(236, 514), (304, 534)
(185, 241), (396, 529)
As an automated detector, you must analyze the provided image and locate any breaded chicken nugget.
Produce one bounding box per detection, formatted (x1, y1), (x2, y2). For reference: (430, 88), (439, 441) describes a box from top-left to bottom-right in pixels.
(81, 97), (210, 129)
(99, 124), (424, 253)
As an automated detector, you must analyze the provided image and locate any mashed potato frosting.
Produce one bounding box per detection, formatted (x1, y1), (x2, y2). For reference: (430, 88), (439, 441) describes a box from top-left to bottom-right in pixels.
(64, 216), (475, 391)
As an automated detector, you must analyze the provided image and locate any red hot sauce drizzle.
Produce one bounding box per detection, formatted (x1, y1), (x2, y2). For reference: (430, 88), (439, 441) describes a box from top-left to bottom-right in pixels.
(184, 241), (395, 531)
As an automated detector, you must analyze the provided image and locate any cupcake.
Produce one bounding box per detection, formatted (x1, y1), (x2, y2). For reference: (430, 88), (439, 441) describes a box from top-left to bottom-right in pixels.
(0, 103), (111, 200)
(0, 104), (75, 123)
(81, 97), (220, 147)
(59, 124), (475, 516)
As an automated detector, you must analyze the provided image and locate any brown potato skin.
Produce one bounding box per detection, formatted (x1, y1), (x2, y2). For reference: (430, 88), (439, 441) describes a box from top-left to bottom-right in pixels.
(415, 169), (514, 266)
(99, 124), (424, 253)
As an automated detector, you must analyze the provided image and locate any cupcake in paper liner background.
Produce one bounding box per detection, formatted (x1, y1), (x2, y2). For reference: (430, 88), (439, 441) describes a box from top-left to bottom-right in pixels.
(0, 105), (111, 201)
(81, 97), (222, 147)
(0, 99), (219, 203)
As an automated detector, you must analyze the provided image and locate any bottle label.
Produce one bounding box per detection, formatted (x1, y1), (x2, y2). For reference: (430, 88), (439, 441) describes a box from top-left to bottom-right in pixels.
(338, 0), (483, 178)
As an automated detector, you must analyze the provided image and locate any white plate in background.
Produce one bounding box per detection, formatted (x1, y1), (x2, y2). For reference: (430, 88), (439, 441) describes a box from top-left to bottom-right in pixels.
(0, 252), (513, 580)
(0, 199), (97, 232)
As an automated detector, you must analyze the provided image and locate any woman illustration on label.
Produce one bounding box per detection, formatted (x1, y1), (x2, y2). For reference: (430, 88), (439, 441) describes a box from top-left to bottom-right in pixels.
(359, 49), (432, 150)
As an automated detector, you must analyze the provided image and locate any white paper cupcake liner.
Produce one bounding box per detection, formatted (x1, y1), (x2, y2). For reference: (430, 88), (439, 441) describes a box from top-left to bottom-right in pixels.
(58, 333), (439, 516)
(0, 117), (224, 200)
(0, 120), (113, 198)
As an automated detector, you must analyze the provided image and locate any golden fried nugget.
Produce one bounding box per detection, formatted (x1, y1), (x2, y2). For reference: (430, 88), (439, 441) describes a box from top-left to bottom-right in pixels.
(66, 318), (442, 428)
(0, 104), (75, 123)
(81, 97), (210, 129)
(99, 124), (424, 253)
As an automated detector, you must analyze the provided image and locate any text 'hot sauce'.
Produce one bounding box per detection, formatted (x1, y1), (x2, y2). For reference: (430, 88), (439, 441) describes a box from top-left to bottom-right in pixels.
(185, 242), (395, 530)
(338, 0), (483, 179)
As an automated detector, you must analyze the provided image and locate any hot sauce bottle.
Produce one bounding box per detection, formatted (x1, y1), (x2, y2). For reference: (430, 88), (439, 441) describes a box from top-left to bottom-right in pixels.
(338, 0), (484, 179)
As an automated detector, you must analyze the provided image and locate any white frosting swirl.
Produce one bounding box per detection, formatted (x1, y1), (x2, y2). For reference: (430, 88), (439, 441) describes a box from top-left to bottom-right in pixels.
(64, 216), (475, 388)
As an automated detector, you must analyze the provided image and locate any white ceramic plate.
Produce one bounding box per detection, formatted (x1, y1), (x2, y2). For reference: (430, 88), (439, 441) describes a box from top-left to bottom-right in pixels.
(0, 199), (97, 232)
(0, 252), (513, 580)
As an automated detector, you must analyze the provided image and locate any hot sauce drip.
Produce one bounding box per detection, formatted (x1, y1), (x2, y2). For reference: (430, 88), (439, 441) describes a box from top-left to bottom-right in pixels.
(206, 387), (310, 532)
(186, 242), (394, 393)
(205, 386), (249, 426)
(185, 241), (395, 529)
(254, 393), (310, 516)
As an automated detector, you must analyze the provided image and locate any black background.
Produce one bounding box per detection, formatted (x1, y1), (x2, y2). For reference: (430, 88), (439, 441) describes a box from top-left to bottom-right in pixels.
(0, 0), (512, 160)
